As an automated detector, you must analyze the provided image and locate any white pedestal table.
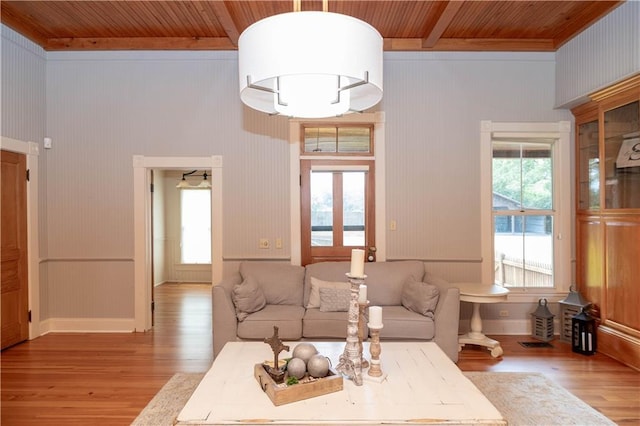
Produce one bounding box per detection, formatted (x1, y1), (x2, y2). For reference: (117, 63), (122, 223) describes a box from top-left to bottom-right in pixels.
(457, 283), (510, 358)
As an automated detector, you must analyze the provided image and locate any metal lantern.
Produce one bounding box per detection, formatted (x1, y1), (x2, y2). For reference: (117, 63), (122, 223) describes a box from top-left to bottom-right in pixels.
(572, 307), (597, 355)
(558, 286), (590, 342)
(531, 298), (555, 342)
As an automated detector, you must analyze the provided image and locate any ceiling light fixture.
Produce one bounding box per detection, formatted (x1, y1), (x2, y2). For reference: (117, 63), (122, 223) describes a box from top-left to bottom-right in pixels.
(238, 0), (383, 118)
(176, 170), (211, 190)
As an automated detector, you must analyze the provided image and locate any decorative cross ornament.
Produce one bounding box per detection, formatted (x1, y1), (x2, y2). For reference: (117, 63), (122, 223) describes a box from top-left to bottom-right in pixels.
(264, 326), (290, 383)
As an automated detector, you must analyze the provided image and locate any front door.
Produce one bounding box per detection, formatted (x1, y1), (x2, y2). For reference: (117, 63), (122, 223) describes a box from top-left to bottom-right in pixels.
(1, 150), (29, 349)
(301, 160), (375, 265)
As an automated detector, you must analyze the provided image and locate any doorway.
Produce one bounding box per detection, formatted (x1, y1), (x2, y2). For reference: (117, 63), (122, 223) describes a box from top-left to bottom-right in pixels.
(133, 155), (223, 332)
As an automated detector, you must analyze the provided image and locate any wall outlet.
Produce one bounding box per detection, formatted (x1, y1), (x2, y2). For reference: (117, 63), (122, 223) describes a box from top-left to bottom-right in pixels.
(390, 220), (397, 231)
(275, 238), (283, 249)
(499, 310), (509, 317)
(259, 238), (270, 249)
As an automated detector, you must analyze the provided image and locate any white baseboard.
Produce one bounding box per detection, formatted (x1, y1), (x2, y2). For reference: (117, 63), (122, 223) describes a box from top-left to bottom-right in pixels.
(460, 318), (563, 337)
(39, 318), (136, 334)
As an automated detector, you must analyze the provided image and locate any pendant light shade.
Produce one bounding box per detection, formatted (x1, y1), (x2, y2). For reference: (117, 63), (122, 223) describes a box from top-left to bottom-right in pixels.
(238, 11), (383, 118)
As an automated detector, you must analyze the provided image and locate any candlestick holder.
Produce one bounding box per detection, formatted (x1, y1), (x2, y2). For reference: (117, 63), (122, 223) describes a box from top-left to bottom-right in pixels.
(358, 301), (369, 369)
(336, 273), (366, 386)
(367, 324), (385, 379)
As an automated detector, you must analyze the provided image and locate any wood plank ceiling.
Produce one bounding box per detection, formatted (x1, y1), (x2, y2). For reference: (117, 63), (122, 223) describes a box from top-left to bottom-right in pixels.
(0, 0), (624, 52)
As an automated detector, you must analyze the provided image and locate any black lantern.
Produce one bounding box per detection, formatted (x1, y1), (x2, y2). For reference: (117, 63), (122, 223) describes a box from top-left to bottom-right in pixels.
(558, 286), (590, 343)
(572, 307), (597, 355)
(531, 298), (555, 342)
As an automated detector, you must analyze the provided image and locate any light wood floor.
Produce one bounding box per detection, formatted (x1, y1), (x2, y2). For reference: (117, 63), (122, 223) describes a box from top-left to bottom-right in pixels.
(1, 283), (639, 425)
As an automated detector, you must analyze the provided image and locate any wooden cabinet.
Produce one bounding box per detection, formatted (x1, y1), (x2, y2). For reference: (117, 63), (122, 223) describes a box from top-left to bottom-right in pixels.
(572, 75), (640, 371)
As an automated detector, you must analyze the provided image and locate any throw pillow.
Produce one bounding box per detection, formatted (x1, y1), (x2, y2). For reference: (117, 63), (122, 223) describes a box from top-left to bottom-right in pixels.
(306, 277), (351, 309)
(401, 279), (440, 318)
(319, 287), (351, 312)
(232, 275), (266, 321)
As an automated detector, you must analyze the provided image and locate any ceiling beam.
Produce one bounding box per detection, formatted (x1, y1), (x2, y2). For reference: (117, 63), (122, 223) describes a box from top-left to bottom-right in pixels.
(208, 1), (240, 47)
(44, 37), (237, 51)
(422, 0), (465, 49)
(387, 38), (556, 52)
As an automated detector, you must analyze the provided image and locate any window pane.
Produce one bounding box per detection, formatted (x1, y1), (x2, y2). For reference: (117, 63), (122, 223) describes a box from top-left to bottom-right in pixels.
(343, 172), (365, 246)
(181, 190), (211, 264)
(311, 172), (333, 246)
(493, 142), (552, 210)
(338, 127), (371, 153)
(495, 215), (553, 288)
(522, 144), (552, 210)
(304, 127), (336, 153)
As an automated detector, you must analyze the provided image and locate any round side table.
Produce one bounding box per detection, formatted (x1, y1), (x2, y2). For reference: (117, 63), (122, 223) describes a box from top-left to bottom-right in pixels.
(456, 283), (509, 358)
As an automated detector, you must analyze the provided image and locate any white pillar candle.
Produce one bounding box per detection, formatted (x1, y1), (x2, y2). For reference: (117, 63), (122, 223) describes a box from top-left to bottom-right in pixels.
(358, 284), (367, 304)
(350, 249), (365, 277)
(369, 306), (383, 327)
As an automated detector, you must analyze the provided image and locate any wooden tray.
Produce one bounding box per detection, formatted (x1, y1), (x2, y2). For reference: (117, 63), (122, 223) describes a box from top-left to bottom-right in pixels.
(254, 363), (343, 406)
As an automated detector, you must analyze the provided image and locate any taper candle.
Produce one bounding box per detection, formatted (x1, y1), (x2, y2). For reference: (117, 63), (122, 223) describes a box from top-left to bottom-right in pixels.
(350, 249), (365, 277)
(369, 306), (383, 327)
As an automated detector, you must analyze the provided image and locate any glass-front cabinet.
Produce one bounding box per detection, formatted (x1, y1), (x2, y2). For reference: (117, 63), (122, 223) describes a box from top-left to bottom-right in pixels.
(603, 100), (640, 209)
(572, 75), (640, 371)
(577, 118), (600, 210)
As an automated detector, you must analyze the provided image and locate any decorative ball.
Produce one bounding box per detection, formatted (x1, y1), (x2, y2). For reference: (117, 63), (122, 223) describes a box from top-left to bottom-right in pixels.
(306, 354), (330, 378)
(292, 343), (317, 364)
(286, 357), (306, 379)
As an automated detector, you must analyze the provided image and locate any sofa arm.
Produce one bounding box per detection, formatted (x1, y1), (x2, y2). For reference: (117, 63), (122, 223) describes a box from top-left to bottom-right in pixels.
(433, 286), (460, 363)
(212, 273), (242, 358)
(425, 271), (460, 363)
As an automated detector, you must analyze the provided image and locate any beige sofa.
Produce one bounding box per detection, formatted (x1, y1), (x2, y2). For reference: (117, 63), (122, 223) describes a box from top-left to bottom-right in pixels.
(212, 260), (460, 362)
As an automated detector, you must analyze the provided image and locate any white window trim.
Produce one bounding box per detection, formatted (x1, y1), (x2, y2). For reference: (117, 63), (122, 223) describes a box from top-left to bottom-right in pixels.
(480, 121), (572, 303)
(289, 112), (386, 265)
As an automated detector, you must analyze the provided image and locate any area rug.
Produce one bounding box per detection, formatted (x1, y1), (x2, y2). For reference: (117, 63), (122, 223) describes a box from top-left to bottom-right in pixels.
(131, 372), (615, 426)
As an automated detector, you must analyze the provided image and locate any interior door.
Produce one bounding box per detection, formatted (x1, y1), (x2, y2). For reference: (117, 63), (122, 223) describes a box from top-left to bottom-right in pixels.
(301, 160), (375, 265)
(1, 150), (29, 349)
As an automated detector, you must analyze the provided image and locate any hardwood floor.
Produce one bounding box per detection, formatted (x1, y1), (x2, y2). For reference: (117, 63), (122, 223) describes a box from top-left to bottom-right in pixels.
(1, 283), (639, 425)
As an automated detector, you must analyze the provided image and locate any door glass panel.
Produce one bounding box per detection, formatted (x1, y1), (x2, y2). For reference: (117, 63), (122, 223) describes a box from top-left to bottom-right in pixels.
(604, 101), (640, 209)
(578, 120), (600, 210)
(311, 172), (333, 246)
(343, 172), (365, 246)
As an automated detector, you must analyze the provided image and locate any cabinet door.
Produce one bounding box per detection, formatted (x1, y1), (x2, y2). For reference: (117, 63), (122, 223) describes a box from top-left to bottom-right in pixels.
(604, 218), (640, 336)
(576, 216), (603, 309)
(603, 100), (640, 209)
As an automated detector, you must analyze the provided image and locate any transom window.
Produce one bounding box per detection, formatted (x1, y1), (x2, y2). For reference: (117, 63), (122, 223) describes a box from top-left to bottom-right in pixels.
(303, 125), (373, 154)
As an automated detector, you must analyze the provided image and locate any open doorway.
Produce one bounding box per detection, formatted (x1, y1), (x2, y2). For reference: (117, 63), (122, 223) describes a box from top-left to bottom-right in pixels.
(133, 155), (223, 332)
(151, 169), (213, 324)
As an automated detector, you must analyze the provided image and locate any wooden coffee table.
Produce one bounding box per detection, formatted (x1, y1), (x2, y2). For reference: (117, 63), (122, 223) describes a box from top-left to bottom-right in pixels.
(177, 341), (505, 425)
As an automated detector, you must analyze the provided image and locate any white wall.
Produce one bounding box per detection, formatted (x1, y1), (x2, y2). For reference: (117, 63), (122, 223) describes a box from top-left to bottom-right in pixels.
(555, 1), (640, 108)
(2, 2), (634, 333)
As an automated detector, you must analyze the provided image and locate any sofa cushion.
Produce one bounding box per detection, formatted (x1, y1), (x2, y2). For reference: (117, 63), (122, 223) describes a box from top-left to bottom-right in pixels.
(239, 262), (305, 306)
(378, 306), (435, 340)
(236, 304), (305, 340)
(319, 287), (351, 312)
(302, 309), (349, 338)
(306, 277), (351, 309)
(401, 279), (440, 319)
(304, 260), (425, 307)
(231, 275), (267, 321)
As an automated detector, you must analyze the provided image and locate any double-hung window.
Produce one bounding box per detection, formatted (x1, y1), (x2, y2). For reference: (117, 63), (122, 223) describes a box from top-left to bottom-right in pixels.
(481, 122), (571, 296)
